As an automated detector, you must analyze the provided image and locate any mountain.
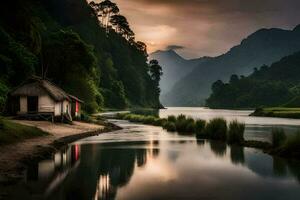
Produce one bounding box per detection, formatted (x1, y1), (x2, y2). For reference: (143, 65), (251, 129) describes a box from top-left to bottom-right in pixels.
(0, 0), (161, 112)
(163, 25), (300, 106)
(206, 51), (300, 108)
(149, 50), (211, 96)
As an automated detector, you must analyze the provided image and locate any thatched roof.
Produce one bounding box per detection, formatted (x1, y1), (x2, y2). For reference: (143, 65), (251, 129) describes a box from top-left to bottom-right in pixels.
(10, 77), (71, 102)
(68, 94), (84, 103)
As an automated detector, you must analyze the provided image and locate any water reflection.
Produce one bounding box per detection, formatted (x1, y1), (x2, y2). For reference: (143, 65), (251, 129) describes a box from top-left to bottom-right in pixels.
(160, 107), (300, 142)
(7, 121), (300, 200)
(230, 145), (245, 165)
(209, 140), (227, 157)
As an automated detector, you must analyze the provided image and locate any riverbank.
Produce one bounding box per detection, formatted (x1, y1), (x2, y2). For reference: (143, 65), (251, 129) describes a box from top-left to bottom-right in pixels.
(115, 113), (300, 161)
(0, 119), (120, 185)
(250, 107), (300, 119)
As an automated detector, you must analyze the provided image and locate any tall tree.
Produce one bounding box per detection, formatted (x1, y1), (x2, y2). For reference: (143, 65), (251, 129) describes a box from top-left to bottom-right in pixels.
(98, 0), (119, 33)
(110, 14), (134, 40)
(135, 41), (147, 56)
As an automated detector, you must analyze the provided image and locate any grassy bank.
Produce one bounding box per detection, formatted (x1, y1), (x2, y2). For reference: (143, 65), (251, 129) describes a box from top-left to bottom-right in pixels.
(251, 107), (300, 119)
(116, 113), (300, 160)
(0, 118), (48, 145)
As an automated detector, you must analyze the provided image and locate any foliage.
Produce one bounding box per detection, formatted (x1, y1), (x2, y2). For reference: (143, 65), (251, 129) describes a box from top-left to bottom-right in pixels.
(271, 128), (287, 147)
(167, 115), (177, 122)
(153, 118), (167, 126)
(0, 80), (9, 112)
(251, 107), (300, 119)
(163, 121), (176, 132)
(207, 52), (300, 108)
(195, 119), (206, 138)
(204, 118), (227, 140)
(42, 30), (101, 113)
(227, 120), (245, 144)
(0, 0), (162, 112)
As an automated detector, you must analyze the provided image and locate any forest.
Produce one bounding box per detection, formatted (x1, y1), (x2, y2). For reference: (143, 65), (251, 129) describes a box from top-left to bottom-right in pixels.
(206, 51), (300, 108)
(0, 0), (162, 113)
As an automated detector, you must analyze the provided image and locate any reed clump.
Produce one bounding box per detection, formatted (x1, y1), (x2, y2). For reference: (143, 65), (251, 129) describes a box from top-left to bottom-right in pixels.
(227, 120), (245, 145)
(163, 121), (176, 132)
(195, 119), (206, 138)
(204, 118), (227, 140)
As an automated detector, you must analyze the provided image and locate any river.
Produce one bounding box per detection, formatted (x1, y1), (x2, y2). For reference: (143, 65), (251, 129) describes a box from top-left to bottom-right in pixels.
(6, 108), (300, 200)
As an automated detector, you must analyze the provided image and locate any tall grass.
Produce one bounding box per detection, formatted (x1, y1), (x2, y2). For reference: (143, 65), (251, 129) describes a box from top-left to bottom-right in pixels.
(143, 116), (156, 124)
(227, 120), (245, 144)
(167, 115), (176, 123)
(205, 118), (227, 140)
(163, 121), (176, 132)
(195, 119), (206, 138)
(175, 114), (188, 132)
(153, 118), (167, 126)
(271, 128), (287, 147)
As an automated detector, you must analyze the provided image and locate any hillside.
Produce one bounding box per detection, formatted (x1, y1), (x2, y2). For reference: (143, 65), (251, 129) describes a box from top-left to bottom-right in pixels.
(149, 50), (210, 96)
(206, 51), (300, 108)
(163, 25), (300, 106)
(0, 0), (161, 113)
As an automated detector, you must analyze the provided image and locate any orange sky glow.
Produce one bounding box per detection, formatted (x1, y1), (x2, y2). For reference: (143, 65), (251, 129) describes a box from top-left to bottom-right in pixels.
(93, 0), (300, 58)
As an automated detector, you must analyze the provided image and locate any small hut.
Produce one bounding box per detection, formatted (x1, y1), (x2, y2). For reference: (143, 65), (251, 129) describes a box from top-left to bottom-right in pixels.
(9, 77), (83, 122)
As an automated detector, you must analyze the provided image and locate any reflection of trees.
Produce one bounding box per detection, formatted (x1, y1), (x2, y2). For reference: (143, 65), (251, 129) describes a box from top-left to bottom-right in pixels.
(196, 139), (205, 147)
(42, 142), (158, 200)
(273, 157), (287, 177)
(230, 145), (245, 165)
(287, 160), (300, 183)
(209, 141), (227, 157)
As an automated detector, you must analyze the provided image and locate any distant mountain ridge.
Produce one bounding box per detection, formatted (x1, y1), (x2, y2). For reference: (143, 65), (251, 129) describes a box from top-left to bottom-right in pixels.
(149, 49), (211, 96)
(206, 51), (300, 108)
(161, 25), (300, 106)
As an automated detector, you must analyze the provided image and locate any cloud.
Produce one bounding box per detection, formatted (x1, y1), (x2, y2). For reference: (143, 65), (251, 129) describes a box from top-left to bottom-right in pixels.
(166, 45), (185, 50)
(112, 0), (300, 58)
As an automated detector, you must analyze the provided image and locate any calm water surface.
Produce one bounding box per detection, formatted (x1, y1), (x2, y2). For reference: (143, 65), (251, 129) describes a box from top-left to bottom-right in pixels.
(160, 107), (300, 141)
(6, 108), (300, 200)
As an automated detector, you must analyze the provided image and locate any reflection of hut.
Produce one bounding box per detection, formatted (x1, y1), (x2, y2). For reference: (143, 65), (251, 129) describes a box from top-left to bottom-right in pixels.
(8, 77), (83, 122)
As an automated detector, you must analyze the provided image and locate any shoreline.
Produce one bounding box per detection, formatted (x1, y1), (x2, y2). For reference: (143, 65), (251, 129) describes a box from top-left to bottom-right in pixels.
(0, 120), (121, 186)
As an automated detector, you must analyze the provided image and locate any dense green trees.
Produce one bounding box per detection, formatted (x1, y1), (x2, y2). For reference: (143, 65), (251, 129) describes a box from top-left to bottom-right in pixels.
(0, 0), (162, 113)
(206, 52), (300, 108)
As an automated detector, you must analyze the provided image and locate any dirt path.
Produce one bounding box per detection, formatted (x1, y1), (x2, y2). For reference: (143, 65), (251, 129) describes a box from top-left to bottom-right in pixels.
(0, 120), (104, 183)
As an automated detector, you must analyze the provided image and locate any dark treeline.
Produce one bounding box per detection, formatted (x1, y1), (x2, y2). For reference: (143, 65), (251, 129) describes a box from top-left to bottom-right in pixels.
(0, 0), (162, 113)
(206, 51), (300, 108)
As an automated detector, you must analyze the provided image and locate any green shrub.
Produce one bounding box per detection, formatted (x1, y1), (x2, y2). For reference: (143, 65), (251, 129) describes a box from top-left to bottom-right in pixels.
(195, 119), (206, 138)
(163, 122), (176, 132)
(81, 113), (93, 123)
(185, 118), (196, 132)
(271, 128), (287, 147)
(177, 114), (186, 121)
(167, 115), (177, 122)
(153, 118), (167, 126)
(205, 118), (227, 140)
(143, 116), (156, 124)
(227, 120), (245, 144)
(129, 115), (145, 123)
(185, 120), (196, 133)
(175, 115), (188, 132)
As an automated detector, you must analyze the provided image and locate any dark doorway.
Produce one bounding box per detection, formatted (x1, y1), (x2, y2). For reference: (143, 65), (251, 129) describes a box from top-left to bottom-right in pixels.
(27, 96), (38, 113)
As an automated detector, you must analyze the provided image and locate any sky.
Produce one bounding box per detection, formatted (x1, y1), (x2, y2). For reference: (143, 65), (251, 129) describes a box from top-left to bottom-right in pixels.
(96, 0), (300, 59)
